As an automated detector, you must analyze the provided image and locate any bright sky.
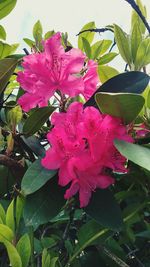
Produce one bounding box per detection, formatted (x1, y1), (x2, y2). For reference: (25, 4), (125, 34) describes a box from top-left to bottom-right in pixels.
(1, 0), (150, 50)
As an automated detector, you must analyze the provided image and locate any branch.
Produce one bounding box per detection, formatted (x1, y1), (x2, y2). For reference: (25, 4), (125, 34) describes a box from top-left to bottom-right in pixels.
(77, 27), (114, 36)
(124, 0), (150, 34)
(0, 155), (24, 178)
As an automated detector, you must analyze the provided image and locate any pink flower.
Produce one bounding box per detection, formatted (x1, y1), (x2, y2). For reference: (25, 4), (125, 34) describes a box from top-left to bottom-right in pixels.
(42, 102), (133, 207)
(17, 32), (100, 111)
(135, 123), (150, 137)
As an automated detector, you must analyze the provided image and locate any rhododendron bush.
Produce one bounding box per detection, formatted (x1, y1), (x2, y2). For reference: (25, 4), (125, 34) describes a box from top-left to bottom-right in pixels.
(0, 0), (150, 266)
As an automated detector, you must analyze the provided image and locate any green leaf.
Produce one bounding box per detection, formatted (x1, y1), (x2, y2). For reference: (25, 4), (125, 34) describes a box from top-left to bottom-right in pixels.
(4, 240), (22, 267)
(131, 0), (147, 34)
(33, 20), (43, 42)
(95, 92), (145, 124)
(0, 41), (11, 59)
(98, 65), (119, 83)
(82, 37), (91, 58)
(21, 158), (57, 195)
(84, 71), (149, 108)
(23, 179), (65, 228)
(23, 38), (35, 48)
(131, 22), (142, 62)
(85, 189), (123, 230)
(6, 199), (15, 232)
(21, 136), (45, 157)
(0, 25), (6, 40)
(7, 105), (22, 129)
(134, 38), (150, 70)
(91, 40), (112, 59)
(50, 257), (58, 267)
(78, 21), (95, 50)
(23, 106), (55, 136)
(44, 30), (55, 40)
(98, 52), (118, 65)
(0, 203), (5, 223)
(0, 224), (14, 242)
(42, 248), (51, 267)
(0, 0), (17, 20)
(114, 24), (132, 65)
(114, 140), (150, 172)
(16, 234), (31, 267)
(16, 196), (25, 228)
(0, 58), (18, 94)
(69, 220), (111, 265)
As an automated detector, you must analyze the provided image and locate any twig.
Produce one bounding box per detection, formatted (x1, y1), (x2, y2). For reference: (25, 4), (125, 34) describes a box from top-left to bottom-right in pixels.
(0, 155), (24, 178)
(77, 27), (114, 36)
(124, 0), (150, 34)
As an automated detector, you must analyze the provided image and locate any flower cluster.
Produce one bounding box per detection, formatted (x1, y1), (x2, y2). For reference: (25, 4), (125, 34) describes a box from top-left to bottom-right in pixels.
(42, 102), (133, 207)
(17, 32), (99, 112)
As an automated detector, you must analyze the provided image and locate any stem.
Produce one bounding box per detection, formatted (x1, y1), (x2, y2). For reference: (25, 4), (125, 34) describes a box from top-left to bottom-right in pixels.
(29, 226), (35, 267)
(77, 27), (114, 36)
(124, 0), (150, 34)
(97, 245), (130, 267)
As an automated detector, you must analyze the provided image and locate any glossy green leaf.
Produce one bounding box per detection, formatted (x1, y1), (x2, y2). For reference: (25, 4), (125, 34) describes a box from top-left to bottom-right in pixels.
(0, 224), (14, 242)
(23, 179), (65, 228)
(114, 24), (132, 65)
(82, 37), (91, 58)
(16, 234), (31, 267)
(0, 42), (11, 59)
(33, 20), (43, 41)
(98, 65), (119, 83)
(98, 52), (118, 65)
(0, 25), (6, 40)
(16, 196), (25, 228)
(23, 38), (35, 48)
(6, 199), (15, 232)
(21, 158), (57, 195)
(0, 0), (17, 20)
(0, 58), (18, 94)
(114, 140), (150, 172)
(69, 220), (111, 265)
(131, 22), (142, 62)
(131, 0), (147, 34)
(44, 30), (55, 40)
(84, 71), (149, 108)
(95, 92), (145, 124)
(0, 203), (5, 224)
(23, 106), (56, 136)
(21, 136), (45, 157)
(91, 40), (112, 59)
(42, 249), (50, 267)
(4, 240), (22, 267)
(7, 105), (22, 128)
(85, 189), (123, 230)
(134, 38), (150, 70)
(78, 21), (95, 50)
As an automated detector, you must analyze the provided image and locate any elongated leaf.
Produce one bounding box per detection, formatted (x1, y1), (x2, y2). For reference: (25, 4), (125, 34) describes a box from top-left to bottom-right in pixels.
(78, 22), (95, 50)
(33, 20), (43, 41)
(6, 199), (15, 232)
(16, 234), (31, 267)
(0, 0), (17, 20)
(16, 196), (25, 228)
(98, 52), (118, 65)
(4, 240), (22, 267)
(0, 25), (6, 40)
(69, 220), (111, 265)
(95, 92), (145, 124)
(98, 65), (119, 83)
(135, 38), (150, 70)
(0, 58), (18, 94)
(0, 203), (5, 223)
(114, 140), (150, 171)
(131, 22), (142, 62)
(91, 40), (112, 59)
(21, 136), (45, 157)
(0, 224), (14, 242)
(85, 189), (123, 230)
(114, 24), (132, 65)
(82, 37), (91, 58)
(131, 0), (147, 34)
(23, 179), (65, 228)
(23, 38), (35, 48)
(84, 71), (149, 108)
(23, 106), (56, 136)
(21, 158), (57, 195)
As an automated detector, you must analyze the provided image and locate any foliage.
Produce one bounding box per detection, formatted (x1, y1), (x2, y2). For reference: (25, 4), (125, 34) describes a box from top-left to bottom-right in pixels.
(0, 1), (149, 267)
